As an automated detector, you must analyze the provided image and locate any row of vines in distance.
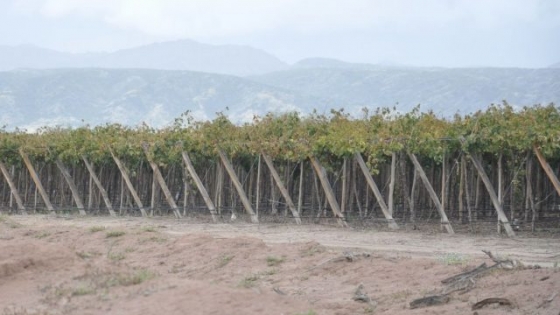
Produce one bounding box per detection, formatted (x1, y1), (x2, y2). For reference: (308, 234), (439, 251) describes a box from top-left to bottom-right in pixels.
(1, 103), (559, 167)
(1, 103), (560, 234)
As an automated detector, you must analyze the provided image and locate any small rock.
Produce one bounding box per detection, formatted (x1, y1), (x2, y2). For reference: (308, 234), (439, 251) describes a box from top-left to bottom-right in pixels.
(353, 284), (371, 303)
(273, 287), (287, 295)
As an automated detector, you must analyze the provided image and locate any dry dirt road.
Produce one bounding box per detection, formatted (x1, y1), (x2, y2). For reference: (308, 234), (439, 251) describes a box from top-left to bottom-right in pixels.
(1, 215), (559, 315)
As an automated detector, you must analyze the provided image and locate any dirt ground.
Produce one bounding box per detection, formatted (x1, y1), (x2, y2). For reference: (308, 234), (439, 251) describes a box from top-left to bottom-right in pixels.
(1, 215), (559, 315)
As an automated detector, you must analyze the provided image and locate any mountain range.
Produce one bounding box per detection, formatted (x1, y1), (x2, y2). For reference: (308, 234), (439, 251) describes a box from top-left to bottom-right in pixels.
(0, 40), (559, 130)
(253, 60), (560, 116)
(0, 40), (287, 76)
(0, 68), (329, 130)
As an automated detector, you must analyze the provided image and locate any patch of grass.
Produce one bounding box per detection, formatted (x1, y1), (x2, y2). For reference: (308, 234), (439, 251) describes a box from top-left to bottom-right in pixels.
(34, 231), (51, 239)
(116, 269), (156, 286)
(169, 263), (185, 274)
(71, 284), (95, 296)
(8, 222), (21, 229)
(138, 236), (167, 244)
(0, 216), (22, 229)
(53, 286), (71, 298)
(388, 289), (412, 302)
(300, 244), (325, 257)
(238, 274), (259, 288)
(140, 226), (158, 233)
(124, 247), (137, 253)
(76, 251), (97, 259)
(438, 253), (469, 266)
(295, 311), (317, 315)
(217, 254), (234, 268)
(89, 226), (106, 233)
(2, 307), (53, 315)
(266, 255), (285, 267)
(108, 252), (126, 261)
(261, 268), (278, 276)
(105, 230), (125, 238)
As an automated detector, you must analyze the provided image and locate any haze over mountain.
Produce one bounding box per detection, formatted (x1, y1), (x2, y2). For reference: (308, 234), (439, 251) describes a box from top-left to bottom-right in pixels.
(251, 65), (560, 116)
(0, 68), (330, 130)
(293, 58), (384, 70)
(0, 40), (288, 76)
(0, 39), (559, 130)
(550, 62), (560, 68)
(1, 63), (559, 130)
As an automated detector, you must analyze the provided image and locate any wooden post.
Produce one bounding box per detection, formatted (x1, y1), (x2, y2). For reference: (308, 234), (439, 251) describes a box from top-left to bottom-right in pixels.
(55, 159), (86, 215)
(410, 169), (418, 222)
(468, 153), (515, 237)
(309, 156), (347, 227)
(0, 161), (27, 214)
(181, 151), (218, 222)
(82, 156), (116, 216)
(119, 176), (125, 215)
(142, 145), (181, 218)
(341, 158), (348, 213)
(87, 174), (93, 210)
(218, 150), (258, 223)
(109, 148), (148, 217)
(182, 166), (190, 216)
(497, 154), (504, 233)
(441, 153), (447, 219)
(462, 157), (473, 224)
(8, 166), (13, 210)
(458, 156), (465, 222)
(270, 173), (278, 214)
(525, 154), (536, 231)
(354, 153), (399, 229)
(262, 154), (302, 224)
(19, 149), (54, 212)
(255, 154), (261, 216)
(408, 152), (455, 234)
(214, 162), (224, 214)
(533, 145), (560, 197)
(388, 152), (396, 216)
(298, 160), (304, 215)
(150, 173), (157, 216)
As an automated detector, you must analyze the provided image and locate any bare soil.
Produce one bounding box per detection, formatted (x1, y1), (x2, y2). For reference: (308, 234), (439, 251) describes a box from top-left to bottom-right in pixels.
(1, 215), (559, 315)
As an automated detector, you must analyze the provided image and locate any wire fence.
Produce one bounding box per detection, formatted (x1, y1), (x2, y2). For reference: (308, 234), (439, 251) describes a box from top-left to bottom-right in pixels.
(2, 203), (559, 237)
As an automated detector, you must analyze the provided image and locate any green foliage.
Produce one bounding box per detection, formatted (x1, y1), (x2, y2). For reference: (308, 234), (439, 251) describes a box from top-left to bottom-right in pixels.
(238, 274), (259, 288)
(1, 104), (559, 171)
(266, 255), (285, 267)
(437, 253), (470, 266)
(89, 226), (106, 233)
(105, 230), (126, 238)
(111, 269), (156, 286)
(216, 254), (234, 268)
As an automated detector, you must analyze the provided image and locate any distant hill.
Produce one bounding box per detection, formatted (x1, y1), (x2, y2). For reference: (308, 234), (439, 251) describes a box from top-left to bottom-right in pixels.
(1, 49), (559, 130)
(0, 69), (329, 130)
(550, 62), (560, 68)
(294, 58), (375, 70)
(293, 58), (407, 70)
(251, 66), (560, 116)
(0, 40), (288, 76)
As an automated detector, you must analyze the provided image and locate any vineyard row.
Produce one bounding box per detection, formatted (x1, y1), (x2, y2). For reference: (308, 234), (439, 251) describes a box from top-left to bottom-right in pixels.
(1, 104), (560, 238)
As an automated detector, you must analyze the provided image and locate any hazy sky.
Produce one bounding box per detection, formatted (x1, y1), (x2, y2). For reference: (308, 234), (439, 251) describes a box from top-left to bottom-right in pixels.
(1, 0), (559, 67)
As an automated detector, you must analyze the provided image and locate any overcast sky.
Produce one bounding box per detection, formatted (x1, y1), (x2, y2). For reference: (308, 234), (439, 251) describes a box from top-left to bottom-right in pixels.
(1, 0), (559, 67)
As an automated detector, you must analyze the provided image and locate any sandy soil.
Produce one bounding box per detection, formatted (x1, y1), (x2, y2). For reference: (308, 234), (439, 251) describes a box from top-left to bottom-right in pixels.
(1, 215), (559, 315)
